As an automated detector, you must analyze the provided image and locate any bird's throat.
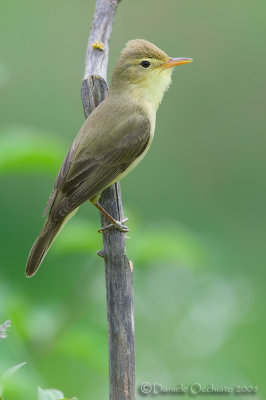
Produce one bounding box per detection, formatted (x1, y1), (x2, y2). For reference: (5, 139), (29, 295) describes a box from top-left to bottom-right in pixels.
(130, 70), (172, 112)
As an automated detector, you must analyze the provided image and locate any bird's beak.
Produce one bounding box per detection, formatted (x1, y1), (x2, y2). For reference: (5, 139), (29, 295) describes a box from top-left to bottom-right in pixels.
(158, 57), (193, 69)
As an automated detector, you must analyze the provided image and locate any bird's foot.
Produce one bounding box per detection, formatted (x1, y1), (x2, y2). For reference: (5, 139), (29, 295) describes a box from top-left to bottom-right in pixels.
(98, 218), (129, 233)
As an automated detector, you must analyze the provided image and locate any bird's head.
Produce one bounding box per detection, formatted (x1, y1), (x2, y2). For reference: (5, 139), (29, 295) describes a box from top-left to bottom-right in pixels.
(110, 39), (192, 110)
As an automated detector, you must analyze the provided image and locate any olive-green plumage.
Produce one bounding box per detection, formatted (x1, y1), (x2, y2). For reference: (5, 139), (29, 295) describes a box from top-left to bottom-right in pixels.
(26, 39), (192, 277)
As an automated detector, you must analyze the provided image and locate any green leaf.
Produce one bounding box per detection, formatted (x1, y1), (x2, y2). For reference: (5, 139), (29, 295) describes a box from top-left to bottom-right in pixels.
(0, 320), (11, 341)
(0, 125), (67, 175)
(128, 225), (208, 267)
(2, 362), (27, 379)
(37, 387), (65, 400)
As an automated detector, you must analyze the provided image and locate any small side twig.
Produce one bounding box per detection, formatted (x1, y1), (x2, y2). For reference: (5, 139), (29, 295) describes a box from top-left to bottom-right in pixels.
(81, 1), (136, 399)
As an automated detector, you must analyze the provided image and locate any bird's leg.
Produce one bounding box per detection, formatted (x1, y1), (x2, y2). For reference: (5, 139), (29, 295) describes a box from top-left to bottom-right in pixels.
(93, 202), (129, 233)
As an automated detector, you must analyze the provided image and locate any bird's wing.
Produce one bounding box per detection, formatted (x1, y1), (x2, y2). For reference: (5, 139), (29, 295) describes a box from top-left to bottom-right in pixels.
(47, 112), (151, 221)
(43, 142), (79, 216)
(43, 97), (120, 217)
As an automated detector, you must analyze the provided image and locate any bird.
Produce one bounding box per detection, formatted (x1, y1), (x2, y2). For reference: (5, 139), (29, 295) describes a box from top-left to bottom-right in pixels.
(26, 39), (192, 277)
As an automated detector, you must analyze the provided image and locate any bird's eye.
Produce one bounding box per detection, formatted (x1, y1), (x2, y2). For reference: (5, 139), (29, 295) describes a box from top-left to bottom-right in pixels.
(140, 60), (151, 68)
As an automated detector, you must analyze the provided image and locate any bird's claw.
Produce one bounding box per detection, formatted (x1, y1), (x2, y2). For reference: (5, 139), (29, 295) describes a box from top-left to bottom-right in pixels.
(98, 218), (129, 233)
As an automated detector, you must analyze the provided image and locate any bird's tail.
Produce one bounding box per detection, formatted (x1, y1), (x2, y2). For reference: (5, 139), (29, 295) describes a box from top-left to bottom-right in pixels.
(26, 217), (63, 277)
(26, 208), (78, 277)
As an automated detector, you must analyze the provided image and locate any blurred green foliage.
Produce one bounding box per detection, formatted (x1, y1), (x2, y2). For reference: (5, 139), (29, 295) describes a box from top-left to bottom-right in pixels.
(0, 126), (66, 174)
(1, 0), (266, 399)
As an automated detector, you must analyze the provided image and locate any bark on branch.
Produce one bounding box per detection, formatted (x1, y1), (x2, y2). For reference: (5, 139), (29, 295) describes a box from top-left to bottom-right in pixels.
(81, 1), (136, 399)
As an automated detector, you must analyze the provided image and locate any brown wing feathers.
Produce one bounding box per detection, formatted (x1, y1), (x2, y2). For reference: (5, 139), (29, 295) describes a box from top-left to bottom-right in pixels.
(52, 122), (150, 220)
(26, 104), (150, 276)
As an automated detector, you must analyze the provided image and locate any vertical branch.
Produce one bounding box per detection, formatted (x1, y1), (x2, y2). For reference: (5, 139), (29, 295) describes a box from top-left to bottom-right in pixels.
(81, 1), (136, 399)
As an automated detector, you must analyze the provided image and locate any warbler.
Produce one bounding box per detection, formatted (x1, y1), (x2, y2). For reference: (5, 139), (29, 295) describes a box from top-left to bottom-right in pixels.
(26, 39), (192, 277)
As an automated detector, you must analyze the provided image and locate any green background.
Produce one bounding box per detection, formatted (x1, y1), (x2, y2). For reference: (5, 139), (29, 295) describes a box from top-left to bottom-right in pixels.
(0, 0), (266, 399)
